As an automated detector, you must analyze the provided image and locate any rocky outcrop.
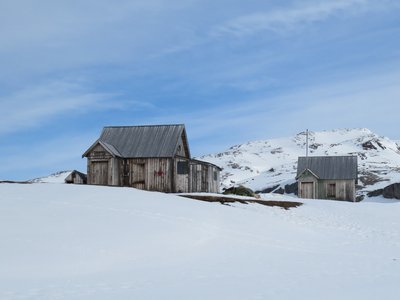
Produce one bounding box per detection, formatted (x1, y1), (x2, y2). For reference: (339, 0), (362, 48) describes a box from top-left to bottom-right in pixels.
(383, 183), (400, 200)
(284, 182), (298, 195)
(257, 185), (279, 193)
(362, 140), (377, 150)
(367, 189), (383, 197)
(223, 186), (255, 197)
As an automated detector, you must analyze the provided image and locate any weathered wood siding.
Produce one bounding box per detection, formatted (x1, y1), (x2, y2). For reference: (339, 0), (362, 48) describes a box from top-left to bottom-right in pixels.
(298, 172), (356, 201)
(189, 162), (220, 193)
(65, 172), (86, 184)
(175, 158), (190, 193)
(318, 179), (356, 201)
(176, 136), (189, 158)
(86, 144), (220, 193)
(87, 144), (113, 185)
(117, 158), (173, 192)
(298, 173), (318, 199)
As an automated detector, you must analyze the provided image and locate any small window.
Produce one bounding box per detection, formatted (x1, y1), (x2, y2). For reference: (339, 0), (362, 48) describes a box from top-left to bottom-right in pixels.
(213, 171), (218, 181)
(327, 183), (336, 198)
(177, 161), (189, 174)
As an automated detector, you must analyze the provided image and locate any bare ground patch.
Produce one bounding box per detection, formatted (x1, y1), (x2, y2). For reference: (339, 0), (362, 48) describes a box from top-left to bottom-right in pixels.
(179, 195), (303, 210)
(0, 180), (31, 184)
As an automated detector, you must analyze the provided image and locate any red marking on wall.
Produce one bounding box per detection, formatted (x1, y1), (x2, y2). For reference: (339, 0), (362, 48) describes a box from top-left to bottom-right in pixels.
(154, 169), (164, 176)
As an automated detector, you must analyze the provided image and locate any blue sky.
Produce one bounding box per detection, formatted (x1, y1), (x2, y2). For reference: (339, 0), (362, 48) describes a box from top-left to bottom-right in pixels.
(1, 0), (400, 180)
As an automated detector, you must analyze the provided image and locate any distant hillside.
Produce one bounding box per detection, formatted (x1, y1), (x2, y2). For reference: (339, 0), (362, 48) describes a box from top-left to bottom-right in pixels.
(200, 128), (400, 198)
(29, 170), (72, 183)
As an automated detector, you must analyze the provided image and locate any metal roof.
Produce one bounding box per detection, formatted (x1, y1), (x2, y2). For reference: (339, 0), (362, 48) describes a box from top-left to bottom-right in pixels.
(297, 156), (358, 180)
(84, 124), (189, 158)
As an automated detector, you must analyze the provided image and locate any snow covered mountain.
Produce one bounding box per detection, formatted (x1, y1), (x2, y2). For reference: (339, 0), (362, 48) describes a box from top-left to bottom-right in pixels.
(200, 128), (400, 197)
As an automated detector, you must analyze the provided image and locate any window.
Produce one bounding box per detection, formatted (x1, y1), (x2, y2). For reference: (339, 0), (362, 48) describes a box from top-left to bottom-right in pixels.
(214, 171), (218, 181)
(177, 161), (189, 174)
(327, 183), (336, 198)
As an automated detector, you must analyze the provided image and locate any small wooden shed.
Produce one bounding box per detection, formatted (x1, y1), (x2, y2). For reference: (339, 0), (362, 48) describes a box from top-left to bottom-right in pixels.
(82, 124), (221, 193)
(296, 156), (358, 202)
(65, 170), (87, 184)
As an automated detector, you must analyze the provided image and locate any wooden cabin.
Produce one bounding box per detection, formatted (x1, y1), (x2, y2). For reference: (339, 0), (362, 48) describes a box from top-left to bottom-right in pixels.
(82, 124), (221, 193)
(296, 156), (358, 202)
(65, 170), (87, 184)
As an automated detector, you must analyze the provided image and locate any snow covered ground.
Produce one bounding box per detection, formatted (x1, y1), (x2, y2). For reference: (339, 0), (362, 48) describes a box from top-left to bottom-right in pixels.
(1, 183), (400, 299)
(29, 171), (73, 183)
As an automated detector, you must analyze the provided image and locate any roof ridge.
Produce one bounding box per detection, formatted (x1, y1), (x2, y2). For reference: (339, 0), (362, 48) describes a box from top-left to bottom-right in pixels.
(103, 124), (185, 128)
(298, 155), (357, 158)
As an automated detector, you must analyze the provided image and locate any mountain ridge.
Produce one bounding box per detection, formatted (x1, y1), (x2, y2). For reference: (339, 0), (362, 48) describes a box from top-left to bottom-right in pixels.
(200, 128), (400, 198)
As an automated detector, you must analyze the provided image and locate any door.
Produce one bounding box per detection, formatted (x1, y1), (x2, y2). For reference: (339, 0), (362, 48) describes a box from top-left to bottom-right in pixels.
(131, 163), (145, 190)
(91, 162), (108, 185)
(301, 182), (314, 199)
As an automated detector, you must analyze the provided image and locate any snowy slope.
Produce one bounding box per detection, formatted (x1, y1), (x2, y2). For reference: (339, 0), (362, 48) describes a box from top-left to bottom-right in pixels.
(29, 170), (73, 183)
(200, 128), (400, 196)
(1, 183), (400, 299)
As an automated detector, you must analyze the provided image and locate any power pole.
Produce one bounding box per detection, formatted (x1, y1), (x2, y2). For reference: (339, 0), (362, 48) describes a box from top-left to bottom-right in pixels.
(306, 129), (309, 158)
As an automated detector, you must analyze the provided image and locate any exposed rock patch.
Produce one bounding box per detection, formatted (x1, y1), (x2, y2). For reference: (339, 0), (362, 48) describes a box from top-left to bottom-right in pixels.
(383, 183), (400, 200)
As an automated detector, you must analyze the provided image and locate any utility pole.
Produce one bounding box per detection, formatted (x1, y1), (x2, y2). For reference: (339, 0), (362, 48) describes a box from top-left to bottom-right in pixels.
(306, 129), (309, 158)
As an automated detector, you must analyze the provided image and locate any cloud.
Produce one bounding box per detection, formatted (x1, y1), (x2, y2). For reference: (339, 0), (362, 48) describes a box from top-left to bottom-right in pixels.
(0, 79), (142, 136)
(212, 0), (378, 37)
(154, 66), (400, 156)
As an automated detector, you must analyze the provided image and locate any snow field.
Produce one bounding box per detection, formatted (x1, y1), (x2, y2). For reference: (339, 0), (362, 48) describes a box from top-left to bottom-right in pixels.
(1, 183), (400, 299)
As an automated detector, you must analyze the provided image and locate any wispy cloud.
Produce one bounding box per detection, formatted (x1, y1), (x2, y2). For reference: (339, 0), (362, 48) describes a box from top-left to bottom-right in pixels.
(212, 0), (378, 37)
(155, 67), (400, 156)
(0, 79), (146, 135)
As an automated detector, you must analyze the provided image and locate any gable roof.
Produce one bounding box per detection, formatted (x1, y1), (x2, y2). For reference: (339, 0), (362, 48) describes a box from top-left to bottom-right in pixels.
(83, 124), (190, 158)
(297, 156), (358, 181)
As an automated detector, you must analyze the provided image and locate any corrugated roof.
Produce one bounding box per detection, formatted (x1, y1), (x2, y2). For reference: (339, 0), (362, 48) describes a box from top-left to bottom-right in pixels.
(94, 124), (187, 158)
(297, 156), (358, 180)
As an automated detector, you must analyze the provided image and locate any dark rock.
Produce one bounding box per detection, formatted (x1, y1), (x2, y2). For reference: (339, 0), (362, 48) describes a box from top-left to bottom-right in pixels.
(367, 189), (383, 197)
(383, 183), (400, 200)
(229, 163), (240, 169)
(356, 195), (365, 202)
(359, 172), (384, 186)
(223, 185), (255, 197)
(257, 185), (279, 193)
(376, 140), (386, 150)
(309, 143), (323, 150)
(274, 187), (285, 194)
(284, 182), (298, 195)
(270, 147), (283, 154)
(362, 140), (377, 150)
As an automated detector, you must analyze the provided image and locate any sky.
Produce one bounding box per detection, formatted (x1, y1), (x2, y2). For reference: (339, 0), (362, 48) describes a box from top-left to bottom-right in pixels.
(1, 0), (400, 180)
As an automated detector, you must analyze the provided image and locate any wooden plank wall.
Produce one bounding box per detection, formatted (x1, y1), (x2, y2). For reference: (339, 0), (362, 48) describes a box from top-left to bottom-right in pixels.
(120, 158), (172, 192)
(298, 174), (318, 199)
(175, 158), (190, 193)
(86, 144), (220, 193)
(318, 180), (356, 201)
(189, 162), (220, 193)
(298, 174), (356, 201)
(86, 144), (113, 185)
